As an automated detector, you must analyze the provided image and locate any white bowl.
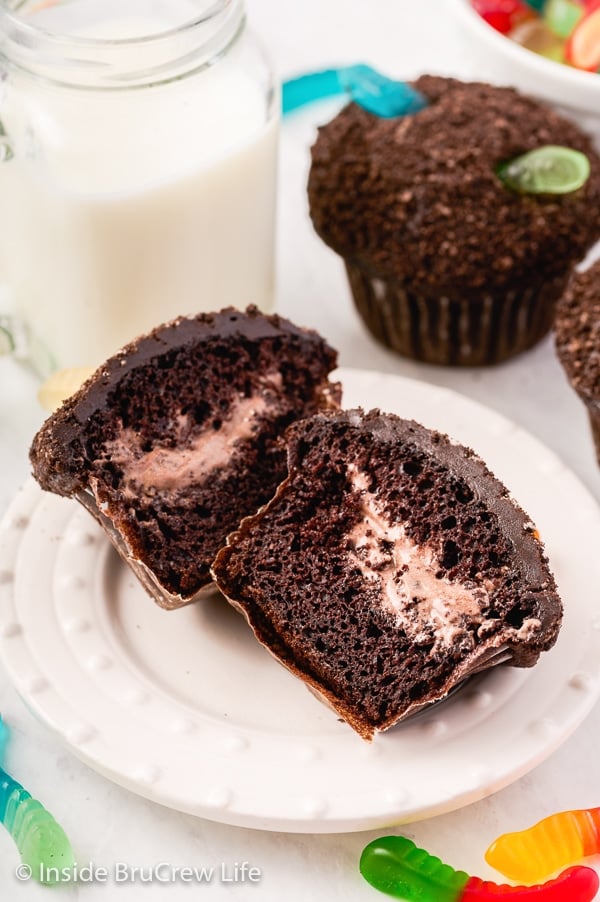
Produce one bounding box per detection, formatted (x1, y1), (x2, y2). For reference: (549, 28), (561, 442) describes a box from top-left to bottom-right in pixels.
(446, 0), (600, 135)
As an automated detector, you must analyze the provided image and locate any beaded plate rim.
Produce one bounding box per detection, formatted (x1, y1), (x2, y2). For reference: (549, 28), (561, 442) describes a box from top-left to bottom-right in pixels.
(0, 368), (599, 833)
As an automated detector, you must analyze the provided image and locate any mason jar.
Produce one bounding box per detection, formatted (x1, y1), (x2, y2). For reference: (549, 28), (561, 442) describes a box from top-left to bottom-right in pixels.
(0, 0), (279, 371)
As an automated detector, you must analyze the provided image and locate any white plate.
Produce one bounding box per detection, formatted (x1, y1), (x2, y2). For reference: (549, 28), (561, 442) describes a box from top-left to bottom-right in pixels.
(1, 368), (600, 834)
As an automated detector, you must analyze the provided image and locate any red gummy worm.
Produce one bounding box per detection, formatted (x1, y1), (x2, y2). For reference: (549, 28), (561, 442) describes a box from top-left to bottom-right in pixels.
(462, 866), (599, 900)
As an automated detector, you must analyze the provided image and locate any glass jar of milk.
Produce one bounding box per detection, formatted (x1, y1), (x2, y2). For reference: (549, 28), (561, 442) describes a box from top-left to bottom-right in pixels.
(0, 0), (278, 370)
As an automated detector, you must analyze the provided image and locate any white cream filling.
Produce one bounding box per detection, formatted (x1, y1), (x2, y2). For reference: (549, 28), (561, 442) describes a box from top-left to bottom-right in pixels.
(347, 466), (490, 650)
(104, 391), (271, 495)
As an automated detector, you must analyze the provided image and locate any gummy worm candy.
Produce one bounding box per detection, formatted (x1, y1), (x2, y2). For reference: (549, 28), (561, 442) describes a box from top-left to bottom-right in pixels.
(567, 5), (600, 71)
(486, 808), (600, 883)
(359, 835), (599, 902)
(0, 716), (75, 884)
(282, 65), (427, 118)
(496, 146), (590, 195)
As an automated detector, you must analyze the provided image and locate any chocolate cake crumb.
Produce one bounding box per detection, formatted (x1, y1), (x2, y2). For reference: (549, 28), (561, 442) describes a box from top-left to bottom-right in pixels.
(555, 259), (600, 399)
(308, 76), (600, 364)
(308, 76), (600, 296)
(212, 409), (562, 740)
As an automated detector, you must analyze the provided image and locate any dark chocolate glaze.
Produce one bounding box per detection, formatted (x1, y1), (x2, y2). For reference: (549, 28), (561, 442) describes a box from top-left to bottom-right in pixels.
(30, 306), (338, 495)
(33, 307), (319, 444)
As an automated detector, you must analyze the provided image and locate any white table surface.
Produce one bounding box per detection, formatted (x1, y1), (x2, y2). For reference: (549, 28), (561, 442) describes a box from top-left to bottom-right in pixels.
(1, 0), (600, 898)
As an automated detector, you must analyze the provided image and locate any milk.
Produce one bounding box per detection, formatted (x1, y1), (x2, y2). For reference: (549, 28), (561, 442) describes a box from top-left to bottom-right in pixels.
(0, 0), (278, 369)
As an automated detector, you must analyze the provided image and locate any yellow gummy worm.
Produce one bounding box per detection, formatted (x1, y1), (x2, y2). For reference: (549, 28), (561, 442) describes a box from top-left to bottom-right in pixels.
(486, 807), (600, 883)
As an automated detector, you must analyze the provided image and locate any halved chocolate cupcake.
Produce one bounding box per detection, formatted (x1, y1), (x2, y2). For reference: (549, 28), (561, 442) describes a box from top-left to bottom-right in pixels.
(30, 307), (341, 609)
(213, 409), (562, 739)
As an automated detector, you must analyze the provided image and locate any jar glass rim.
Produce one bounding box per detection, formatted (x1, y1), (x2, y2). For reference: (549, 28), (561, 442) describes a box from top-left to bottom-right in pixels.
(0, 0), (245, 87)
(0, 0), (231, 46)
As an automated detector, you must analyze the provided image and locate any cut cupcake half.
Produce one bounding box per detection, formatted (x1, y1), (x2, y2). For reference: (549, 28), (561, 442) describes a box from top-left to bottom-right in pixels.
(212, 409), (563, 740)
(30, 307), (341, 609)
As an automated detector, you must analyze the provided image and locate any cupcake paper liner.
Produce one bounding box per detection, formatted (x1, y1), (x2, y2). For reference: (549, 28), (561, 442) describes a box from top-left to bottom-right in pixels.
(346, 261), (568, 366)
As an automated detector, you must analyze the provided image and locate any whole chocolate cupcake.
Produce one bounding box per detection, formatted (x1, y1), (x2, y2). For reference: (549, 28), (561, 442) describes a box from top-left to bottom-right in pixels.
(308, 76), (600, 366)
(555, 259), (600, 463)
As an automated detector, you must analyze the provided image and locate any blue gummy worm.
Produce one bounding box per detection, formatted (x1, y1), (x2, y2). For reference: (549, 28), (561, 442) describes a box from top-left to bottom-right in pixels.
(0, 768), (30, 827)
(282, 69), (343, 115)
(0, 716), (7, 762)
(282, 65), (427, 119)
